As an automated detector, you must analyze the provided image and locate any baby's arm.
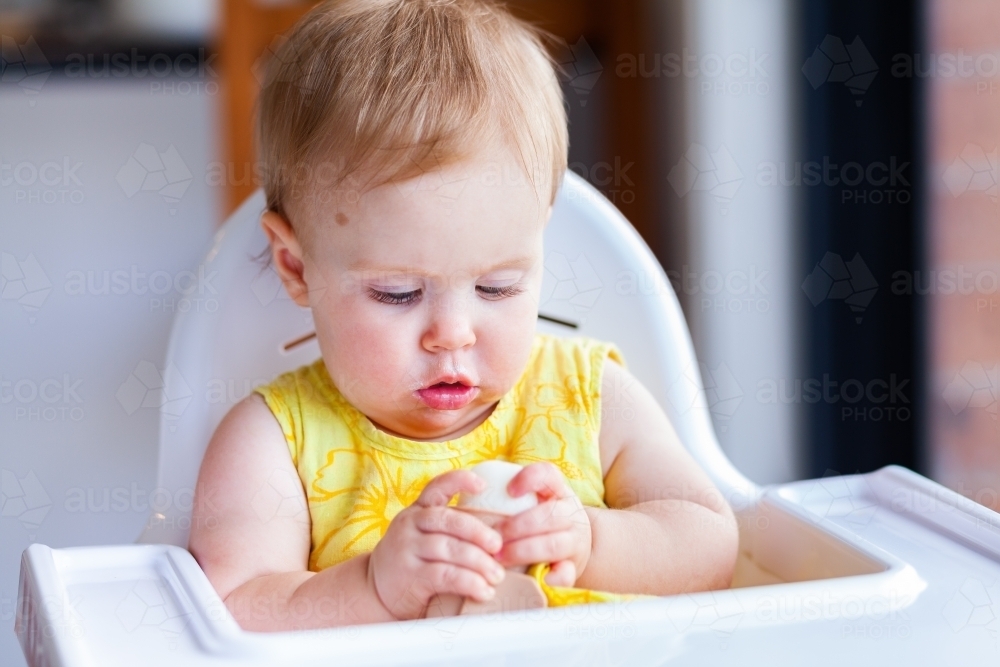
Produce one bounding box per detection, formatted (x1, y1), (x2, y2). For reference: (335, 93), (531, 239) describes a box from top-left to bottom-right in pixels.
(188, 394), (503, 629)
(577, 358), (739, 594)
(188, 394), (394, 630)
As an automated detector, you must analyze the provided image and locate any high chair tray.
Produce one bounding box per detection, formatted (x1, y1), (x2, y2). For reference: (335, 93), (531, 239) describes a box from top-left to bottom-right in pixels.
(17, 465), (1000, 666)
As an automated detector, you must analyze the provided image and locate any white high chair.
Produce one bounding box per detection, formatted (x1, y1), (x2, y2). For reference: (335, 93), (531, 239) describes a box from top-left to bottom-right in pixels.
(16, 172), (1000, 665)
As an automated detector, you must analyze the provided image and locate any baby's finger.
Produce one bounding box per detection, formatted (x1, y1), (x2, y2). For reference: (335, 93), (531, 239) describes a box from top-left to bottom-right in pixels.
(422, 561), (497, 602)
(416, 533), (506, 586)
(497, 530), (576, 567)
(414, 469), (486, 508)
(414, 506), (503, 554)
(544, 560), (577, 587)
(497, 499), (576, 541)
(506, 462), (572, 501)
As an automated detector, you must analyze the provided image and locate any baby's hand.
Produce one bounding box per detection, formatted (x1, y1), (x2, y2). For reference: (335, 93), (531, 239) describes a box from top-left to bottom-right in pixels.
(368, 469), (506, 620)
(494, 462), (592, 587)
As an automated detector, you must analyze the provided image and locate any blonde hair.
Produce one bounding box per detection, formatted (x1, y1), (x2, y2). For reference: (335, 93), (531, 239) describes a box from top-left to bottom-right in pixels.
(254, 0), (569, 227)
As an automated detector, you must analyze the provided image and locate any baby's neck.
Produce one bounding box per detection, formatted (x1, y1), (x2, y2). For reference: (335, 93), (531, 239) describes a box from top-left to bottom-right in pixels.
(368, 400), (500, 441)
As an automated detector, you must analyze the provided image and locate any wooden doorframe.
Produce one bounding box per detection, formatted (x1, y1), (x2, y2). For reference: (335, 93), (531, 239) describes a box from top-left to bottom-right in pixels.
(216, 0), (656, 244)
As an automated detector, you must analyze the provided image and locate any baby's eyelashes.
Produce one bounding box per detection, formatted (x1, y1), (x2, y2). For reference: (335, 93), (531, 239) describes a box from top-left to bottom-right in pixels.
(365, 283), (527, 307)
(367, 288), (420, 306)
(476, 284), (526, 300)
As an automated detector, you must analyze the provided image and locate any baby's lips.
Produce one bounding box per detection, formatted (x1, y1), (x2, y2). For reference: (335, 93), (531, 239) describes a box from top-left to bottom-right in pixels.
(414, 382), (478, 410)
(421, 371), (476, 389)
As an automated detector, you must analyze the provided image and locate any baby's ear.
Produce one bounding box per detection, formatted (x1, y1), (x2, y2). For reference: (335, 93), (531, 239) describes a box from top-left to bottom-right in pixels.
(260, 210), (311, 308)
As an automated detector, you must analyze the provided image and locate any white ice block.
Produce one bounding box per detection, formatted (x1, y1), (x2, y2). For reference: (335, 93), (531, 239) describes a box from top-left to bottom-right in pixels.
(456, 460), (539, 516)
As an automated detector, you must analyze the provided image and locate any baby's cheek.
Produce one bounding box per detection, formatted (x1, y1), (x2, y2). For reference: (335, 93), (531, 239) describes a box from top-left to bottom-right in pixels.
(350, 333), (415, 395)
(486, 329), (536, 383)
(299, 263), (337, 305)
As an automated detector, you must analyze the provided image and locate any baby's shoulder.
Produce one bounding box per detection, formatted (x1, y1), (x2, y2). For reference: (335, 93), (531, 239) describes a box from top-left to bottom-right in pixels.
(526, 332), (627, 389)
(253, 357), (335, 401)
(251, 357), (345, 433)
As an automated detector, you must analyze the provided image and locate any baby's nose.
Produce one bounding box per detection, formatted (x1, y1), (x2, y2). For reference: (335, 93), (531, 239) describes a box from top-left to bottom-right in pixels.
(422, 297), (476, 351)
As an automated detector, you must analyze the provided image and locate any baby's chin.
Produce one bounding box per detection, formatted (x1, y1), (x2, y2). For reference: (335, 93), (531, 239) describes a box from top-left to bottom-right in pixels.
(373, 396), (500, 441)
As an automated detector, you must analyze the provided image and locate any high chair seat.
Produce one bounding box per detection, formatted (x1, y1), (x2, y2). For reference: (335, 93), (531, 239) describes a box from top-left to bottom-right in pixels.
(17, 172), (1000, 666)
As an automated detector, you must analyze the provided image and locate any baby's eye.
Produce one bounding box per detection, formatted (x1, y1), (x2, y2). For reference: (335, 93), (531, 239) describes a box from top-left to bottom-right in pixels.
(367, 288), (420, 305)
(477, 284), (526, 300)
(367, 284), (525, 306)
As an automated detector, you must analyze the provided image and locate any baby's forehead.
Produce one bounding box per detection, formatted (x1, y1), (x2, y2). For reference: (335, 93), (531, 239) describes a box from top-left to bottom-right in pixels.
(346, 250), (539, 275)
(320, 219), (542, 270)
(308, 135), (542, 205)
(305, 194), (544, 282)
(302, 163), (545, 237)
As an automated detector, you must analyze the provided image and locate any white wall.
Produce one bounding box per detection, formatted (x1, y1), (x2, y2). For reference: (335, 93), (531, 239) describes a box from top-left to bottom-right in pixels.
(0, 75), (218, 667)
(673, 0), (802, 484)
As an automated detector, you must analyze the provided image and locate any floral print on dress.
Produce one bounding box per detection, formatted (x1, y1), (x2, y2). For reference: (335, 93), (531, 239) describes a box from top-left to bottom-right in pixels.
(254, 332), (627, 574)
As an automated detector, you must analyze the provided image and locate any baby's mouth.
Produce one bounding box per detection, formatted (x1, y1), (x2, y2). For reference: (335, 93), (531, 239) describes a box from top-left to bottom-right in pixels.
(416, 381), (479, 410)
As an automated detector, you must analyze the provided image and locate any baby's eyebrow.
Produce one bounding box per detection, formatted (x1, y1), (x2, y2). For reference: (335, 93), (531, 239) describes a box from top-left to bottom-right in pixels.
(349, 255), (535, 276)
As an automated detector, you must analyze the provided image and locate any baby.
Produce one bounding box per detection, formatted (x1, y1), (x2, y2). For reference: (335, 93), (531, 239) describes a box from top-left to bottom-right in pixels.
(188, 0), (738, 631)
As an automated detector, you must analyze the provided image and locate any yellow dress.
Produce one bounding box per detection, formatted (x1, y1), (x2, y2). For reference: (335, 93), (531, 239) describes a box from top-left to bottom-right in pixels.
(253, 331), (650, 608)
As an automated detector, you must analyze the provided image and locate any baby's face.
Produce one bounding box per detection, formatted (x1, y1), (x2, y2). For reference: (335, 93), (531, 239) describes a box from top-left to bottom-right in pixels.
(264, 140), (551, 441)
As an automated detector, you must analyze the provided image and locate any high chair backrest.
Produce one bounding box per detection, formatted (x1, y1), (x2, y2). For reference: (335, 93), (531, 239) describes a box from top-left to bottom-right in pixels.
(141, 171), (757, 547)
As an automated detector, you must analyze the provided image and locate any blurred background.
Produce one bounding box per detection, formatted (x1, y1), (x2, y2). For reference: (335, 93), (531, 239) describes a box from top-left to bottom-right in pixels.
(1, 0), (996, 663)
